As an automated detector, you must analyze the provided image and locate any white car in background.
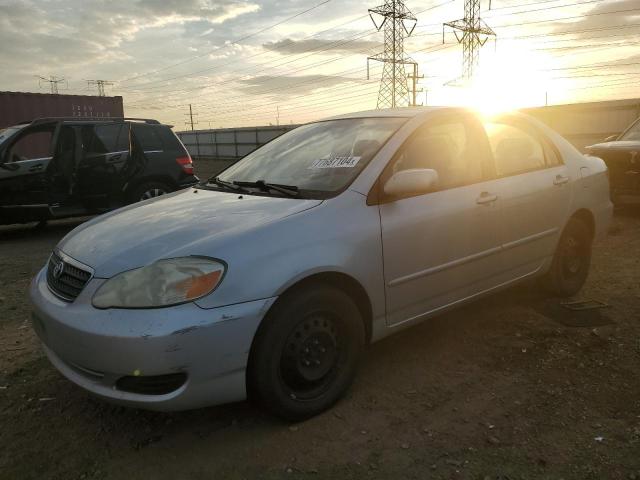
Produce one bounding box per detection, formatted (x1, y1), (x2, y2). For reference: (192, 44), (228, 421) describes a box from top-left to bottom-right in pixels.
(29, 107), (612, 420)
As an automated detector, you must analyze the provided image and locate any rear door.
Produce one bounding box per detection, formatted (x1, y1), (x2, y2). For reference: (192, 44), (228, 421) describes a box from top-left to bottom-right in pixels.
(483, 118), (572, 277)
(378, 112), (505, 326)
(130, 123), (194, 186)
(76, 122), (131, 208)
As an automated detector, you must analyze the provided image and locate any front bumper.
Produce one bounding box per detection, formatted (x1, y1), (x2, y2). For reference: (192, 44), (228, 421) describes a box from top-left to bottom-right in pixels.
(29, 267), (275, 411)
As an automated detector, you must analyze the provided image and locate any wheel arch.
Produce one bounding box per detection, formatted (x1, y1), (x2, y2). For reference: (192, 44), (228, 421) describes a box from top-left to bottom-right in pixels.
(124, 175), (178, 198)
(569, 208), (595, 241)
(258, 271), (374, 345)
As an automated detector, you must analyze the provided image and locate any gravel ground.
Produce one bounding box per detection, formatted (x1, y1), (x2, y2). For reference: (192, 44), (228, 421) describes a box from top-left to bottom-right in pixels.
(0, 209), (639, 480)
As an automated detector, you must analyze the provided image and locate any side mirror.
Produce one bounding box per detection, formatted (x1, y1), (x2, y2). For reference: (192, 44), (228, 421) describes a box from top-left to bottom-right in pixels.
(604, 134), (618, 143)
(383, 168), (439, 197)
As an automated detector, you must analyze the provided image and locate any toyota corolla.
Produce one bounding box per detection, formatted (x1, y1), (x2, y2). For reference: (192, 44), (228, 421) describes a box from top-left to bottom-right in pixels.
(29, 107), (612, 420)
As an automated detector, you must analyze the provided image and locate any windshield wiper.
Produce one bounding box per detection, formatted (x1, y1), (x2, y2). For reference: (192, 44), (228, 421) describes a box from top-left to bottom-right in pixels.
(209, 176), (249, 193)
(233, 180), (300, 197)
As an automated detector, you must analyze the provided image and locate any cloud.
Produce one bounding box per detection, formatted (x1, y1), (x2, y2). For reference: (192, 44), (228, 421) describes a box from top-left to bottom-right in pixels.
(548, 0), (640, 35)
(262, 37), (380, 55)
(237, 73), (364, 97)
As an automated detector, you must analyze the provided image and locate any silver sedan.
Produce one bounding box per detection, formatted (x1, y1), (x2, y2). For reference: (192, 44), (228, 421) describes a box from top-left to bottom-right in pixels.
(29, 107), (612, 420)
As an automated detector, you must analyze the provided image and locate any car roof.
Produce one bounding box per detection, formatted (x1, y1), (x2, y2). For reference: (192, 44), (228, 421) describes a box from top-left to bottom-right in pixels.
(322, 106), (456, 121)
(14, 117), (164, 127)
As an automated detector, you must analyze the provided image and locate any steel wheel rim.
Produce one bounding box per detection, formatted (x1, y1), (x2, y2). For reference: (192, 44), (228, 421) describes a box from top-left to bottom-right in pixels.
(141, 188), (167, 200)
(562, 235), (583, 277)
(279, 312), (342, 400)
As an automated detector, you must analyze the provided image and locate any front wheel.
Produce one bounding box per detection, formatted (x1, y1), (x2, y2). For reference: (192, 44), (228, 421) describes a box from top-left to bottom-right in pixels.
(248, 285), (365, 421)
(542, 218), (592, 297)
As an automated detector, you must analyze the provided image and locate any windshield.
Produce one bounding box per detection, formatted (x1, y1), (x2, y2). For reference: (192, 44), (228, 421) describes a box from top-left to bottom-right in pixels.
(0, 126), (24, 146)
(216, 117), (407, 198)
(620, 119), (640, 141)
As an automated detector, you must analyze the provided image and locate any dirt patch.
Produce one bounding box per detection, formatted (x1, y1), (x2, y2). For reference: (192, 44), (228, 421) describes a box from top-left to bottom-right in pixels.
(1, 211), (639, 480)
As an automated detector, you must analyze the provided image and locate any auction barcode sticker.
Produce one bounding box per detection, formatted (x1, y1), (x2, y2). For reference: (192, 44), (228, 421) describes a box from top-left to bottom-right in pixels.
(309, 155), (361, 169)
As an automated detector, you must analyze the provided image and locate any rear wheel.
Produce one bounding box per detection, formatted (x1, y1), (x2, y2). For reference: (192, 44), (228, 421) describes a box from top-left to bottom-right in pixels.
(248, 285), (364, 421)
(542, 218), (592, 297)
(129, 181), (172, 203)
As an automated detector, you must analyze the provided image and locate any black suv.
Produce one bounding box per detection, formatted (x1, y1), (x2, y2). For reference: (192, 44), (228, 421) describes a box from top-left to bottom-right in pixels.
(0, 117), (198, 226)
(586, 116), (640, 205)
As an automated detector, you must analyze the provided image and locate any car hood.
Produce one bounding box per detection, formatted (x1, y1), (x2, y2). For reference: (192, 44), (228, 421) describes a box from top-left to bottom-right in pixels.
(57, 188), (323, 278)
(586, 141), (640, 152)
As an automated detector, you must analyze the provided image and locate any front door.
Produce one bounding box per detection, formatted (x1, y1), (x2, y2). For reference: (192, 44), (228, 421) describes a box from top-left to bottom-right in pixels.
(0, 123), (56, 223)
(378, 113), (504, 326)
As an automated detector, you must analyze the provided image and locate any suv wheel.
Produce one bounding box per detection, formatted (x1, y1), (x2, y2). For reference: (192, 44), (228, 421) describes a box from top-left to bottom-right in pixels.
(130, 182), (172, 203)
(248, 284), (365, 421)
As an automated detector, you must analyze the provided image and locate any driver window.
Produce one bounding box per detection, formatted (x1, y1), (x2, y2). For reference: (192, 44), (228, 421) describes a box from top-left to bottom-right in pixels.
(394, 120), (482, 190)
(7, 126), (55, 163)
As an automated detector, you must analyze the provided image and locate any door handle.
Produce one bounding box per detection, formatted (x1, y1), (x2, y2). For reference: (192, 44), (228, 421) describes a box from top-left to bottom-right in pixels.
(553, 174), (569, 185)
(106, 154), (123, 163)
(476, 192), (498, 205)
(28, 164), (43, 172)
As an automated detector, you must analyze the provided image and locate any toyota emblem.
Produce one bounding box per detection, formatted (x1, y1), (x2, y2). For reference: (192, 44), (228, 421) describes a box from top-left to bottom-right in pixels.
(52, 261), (64, 280)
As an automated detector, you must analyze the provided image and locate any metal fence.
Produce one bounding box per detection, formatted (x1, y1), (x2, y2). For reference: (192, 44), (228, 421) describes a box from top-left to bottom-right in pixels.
(177, 125), (299, 161)
(524, 98), (640, 151)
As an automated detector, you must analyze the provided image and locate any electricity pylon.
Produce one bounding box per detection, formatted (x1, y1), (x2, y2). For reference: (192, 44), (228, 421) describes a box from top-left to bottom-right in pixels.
(36, 76), (67, 94)
(87, 79), (114, 96)
(367, 0), (417, 109)
(443, 0), (495, 84)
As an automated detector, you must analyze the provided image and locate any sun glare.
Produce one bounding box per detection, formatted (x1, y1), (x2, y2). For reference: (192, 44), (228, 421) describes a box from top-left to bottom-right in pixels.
(438, 44), (552, 116)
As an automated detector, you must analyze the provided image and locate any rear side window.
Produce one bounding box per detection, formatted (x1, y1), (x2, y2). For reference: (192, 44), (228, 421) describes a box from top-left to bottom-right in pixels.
(131, 124), (163, 151)
(484, 123), (545, 177)
(81, 124), (128, 155)
(157, 127), (184, 151)
(131, 124), (183, 152)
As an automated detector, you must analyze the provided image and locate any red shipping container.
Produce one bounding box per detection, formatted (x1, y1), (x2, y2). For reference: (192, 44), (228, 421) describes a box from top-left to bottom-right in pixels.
(0, 91), (124, 129)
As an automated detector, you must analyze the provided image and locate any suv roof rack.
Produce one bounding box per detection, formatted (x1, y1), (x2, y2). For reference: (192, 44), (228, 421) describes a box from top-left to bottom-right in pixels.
(26, 117), (161, 125)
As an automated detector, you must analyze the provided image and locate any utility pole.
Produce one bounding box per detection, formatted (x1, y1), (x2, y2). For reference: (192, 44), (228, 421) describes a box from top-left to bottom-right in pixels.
(186, 104), (198, 131)
(367, 0), (418, 109)
(407, 63), (424, 106)
(87, 79), (114, 97)
(443, 0), (495, 84)
(185, 104), (200, 159)
(36, 75), (66, 94)
(276, 106), (280, 126)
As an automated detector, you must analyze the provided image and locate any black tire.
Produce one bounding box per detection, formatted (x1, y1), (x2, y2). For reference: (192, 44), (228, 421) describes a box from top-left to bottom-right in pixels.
(129, 181), (172, 203)
(248, 284), (365, 421)
(542, 218), (592, 297)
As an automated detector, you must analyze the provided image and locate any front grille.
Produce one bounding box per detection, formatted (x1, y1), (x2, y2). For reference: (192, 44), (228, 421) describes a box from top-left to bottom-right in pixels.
(116, 373), (187, 395)
(46, 252), (92, 302)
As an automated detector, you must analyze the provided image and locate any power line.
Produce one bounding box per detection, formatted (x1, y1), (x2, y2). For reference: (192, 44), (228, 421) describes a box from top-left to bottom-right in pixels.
(413, 5), (640, 36)
(126, 43), (453, 114)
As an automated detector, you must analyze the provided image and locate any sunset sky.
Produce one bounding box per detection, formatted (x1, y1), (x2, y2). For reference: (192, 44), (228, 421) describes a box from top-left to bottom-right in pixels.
(1, 0), (639, 128)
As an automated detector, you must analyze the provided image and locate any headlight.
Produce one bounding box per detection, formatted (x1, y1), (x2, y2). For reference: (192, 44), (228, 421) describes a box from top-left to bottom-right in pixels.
(92, 257), (226, 309)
